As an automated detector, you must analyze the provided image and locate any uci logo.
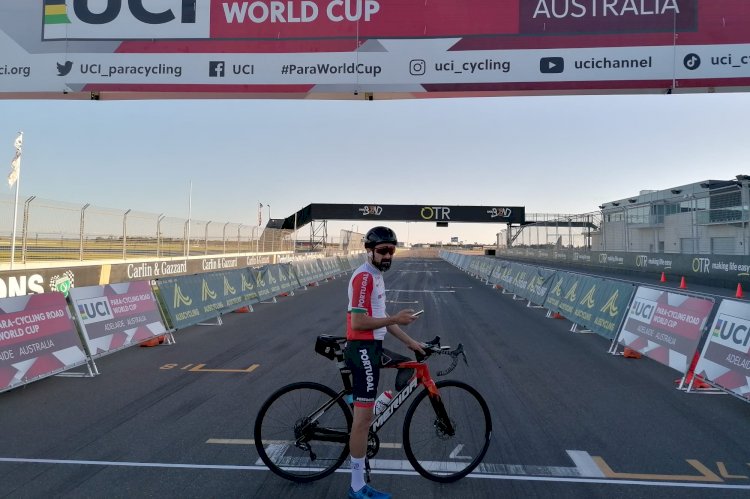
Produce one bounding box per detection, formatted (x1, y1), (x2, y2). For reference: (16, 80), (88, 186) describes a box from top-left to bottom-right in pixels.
(635, 255), (648, 267)
(598, 254), (608, 264)
(72, 0), (196, 25)
(630, 298), (656, 324)
(43, 0), (210, 40)
(77, 297), (114, 324)
(711, 314), (750, 353)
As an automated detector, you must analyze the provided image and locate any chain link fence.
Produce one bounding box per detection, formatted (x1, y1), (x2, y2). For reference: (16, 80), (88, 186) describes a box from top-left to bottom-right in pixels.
(0, 195), (292, 264)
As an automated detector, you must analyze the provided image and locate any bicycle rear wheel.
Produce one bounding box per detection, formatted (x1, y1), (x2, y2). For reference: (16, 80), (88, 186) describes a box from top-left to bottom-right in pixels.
(254, 381), (352, 482)
(402, 380), (492, 482)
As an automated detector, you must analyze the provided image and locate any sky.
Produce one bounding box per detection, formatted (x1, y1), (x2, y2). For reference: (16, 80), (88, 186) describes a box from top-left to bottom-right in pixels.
(1, 91), (749, 246)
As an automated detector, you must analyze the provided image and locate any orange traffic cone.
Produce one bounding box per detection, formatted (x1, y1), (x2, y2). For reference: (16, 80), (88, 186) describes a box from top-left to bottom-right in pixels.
(736, 283), (744, 299)
(551, 312), (564, 320)
(679, 276), (687, 289)
(660, 272), (666, 283)
(622, 347), (642, 359)
(234, 306), (251, 313)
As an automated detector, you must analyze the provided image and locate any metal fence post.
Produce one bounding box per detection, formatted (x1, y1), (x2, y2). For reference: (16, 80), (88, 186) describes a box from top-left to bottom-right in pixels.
(79, 203), (90, 261)
(184, 220), (189, 257)
(122, 209), (131, 260)
(223, 222), (230, 254)
(205, 221), (211, 255)
(237, 224), (243, 254)
(21, 196), (36, 263)
(157, 214), (165, 258)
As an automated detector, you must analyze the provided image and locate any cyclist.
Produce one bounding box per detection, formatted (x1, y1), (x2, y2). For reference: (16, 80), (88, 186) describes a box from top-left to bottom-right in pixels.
(345, 226), (425, 499)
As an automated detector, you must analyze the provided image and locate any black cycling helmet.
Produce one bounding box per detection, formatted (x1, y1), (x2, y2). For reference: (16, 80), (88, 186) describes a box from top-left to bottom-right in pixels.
(364, 226), (398, 248)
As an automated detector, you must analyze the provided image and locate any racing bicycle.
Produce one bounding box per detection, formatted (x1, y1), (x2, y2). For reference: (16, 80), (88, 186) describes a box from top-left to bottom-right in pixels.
(253, 335), (492, 483)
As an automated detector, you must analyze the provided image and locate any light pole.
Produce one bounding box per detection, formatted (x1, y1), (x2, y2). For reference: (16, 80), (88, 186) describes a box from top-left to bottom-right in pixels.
(267, 204), (271, 222)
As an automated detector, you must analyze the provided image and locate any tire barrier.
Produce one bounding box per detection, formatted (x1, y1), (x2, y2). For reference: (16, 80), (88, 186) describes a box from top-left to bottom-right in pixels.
(440, 250), (750, 405)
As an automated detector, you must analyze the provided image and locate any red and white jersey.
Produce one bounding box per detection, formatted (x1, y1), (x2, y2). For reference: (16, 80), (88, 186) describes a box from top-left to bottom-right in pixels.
(347, 261), (387, 340)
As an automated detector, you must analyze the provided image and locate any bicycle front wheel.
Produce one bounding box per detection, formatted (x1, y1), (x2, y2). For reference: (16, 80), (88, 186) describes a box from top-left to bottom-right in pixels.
(254, 382), (352, 482)
(403, 380), (492, 482)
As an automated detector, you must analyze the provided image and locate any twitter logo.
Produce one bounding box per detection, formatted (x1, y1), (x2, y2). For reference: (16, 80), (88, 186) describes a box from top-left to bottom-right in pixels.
(57, 61), (73, 76)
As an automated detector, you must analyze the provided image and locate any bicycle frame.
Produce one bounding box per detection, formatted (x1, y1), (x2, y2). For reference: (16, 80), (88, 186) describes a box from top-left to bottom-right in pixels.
(299, 359), (451, 450)
(371, 361), (441, 432)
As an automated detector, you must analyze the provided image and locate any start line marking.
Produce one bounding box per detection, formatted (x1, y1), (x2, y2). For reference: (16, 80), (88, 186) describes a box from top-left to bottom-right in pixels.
(1, 457), (749, 490)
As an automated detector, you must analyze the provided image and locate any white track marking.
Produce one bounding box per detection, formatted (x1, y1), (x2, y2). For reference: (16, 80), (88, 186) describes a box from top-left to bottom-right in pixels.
(1, 457), (750, 490)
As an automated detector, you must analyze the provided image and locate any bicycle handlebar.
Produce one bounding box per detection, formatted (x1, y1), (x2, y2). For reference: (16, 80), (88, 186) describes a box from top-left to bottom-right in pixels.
(415, 336), (469, 376)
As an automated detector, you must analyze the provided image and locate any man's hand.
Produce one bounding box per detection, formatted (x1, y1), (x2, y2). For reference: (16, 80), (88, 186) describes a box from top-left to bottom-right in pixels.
(391, 309), (418, 326)
(407, 338), (426, 355)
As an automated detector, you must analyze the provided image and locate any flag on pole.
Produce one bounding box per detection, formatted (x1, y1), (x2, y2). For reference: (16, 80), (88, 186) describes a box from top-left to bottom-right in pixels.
(258, 202), (263, 226)
(8, 132), (22, 188)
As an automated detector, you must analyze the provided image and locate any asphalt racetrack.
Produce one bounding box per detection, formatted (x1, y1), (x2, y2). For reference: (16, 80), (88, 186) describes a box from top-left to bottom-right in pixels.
(2, 257), (750, 498)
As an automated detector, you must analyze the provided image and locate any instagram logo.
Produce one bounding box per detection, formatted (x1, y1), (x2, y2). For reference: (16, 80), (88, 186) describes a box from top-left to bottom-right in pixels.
(409, 59), (425, 76)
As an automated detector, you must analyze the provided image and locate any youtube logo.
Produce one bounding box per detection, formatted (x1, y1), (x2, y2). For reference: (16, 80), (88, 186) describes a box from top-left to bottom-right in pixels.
(540, 57), (564, 73)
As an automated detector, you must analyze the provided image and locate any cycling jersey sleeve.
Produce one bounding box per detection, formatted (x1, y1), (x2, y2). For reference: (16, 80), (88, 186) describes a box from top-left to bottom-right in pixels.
(349, 271), (373, 316)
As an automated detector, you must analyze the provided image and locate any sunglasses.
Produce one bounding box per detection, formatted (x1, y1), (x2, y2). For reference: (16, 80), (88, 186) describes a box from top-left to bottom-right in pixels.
(374, 247), (396, 256)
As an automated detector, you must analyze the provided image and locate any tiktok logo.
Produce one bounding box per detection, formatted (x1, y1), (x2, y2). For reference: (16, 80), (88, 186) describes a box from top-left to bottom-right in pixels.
(683, 53), (701, 70)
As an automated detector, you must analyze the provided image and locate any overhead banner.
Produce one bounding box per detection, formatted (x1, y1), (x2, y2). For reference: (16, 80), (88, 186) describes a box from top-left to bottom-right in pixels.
(694, 299), (750, 400)
(0, 292), (87, 393)
(69, 280), (167, 358)
(300, 204), (524, 224)
(2, 1), (750, 99)
(617, 286), (715, 373)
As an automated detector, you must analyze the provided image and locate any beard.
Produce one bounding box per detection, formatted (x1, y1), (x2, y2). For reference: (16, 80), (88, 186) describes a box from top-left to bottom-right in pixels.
(374, 259), (392, 272)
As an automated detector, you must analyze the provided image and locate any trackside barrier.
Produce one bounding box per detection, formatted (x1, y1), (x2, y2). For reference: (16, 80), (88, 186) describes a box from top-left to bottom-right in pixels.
(694, 299), (750, 401)
(440, 251), (748, 405)
(0, 292), (91, 393)
(543, 271), (636, 340)
(613, 286), (715, 377)
(292, 260), (315, 288)
(255, 266), (278, 303)
(69, 280), (172, 362)
(156, 268), (260, 329)
(0, 256), (359, 394)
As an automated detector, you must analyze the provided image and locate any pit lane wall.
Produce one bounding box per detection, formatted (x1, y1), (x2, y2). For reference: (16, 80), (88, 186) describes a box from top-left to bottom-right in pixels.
(0, 253), (365, 393)
(442, 251), (750, 404)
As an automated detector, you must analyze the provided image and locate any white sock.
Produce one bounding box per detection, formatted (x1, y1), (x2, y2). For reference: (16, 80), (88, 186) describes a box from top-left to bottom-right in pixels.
(350, 456), (366, 492)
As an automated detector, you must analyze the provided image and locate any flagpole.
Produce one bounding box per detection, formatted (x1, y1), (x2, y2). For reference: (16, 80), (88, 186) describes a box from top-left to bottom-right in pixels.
(9, 132), (22, 271)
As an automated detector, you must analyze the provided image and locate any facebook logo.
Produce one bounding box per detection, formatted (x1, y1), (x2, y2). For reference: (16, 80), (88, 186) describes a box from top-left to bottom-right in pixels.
(209, 61), (225, 77)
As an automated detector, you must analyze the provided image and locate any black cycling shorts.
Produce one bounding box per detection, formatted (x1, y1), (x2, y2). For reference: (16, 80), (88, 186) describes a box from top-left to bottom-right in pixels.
(345, 340), (382, 408)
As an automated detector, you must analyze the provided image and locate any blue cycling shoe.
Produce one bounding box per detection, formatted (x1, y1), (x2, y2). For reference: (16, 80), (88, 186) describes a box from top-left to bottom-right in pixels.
(348, 484), (392, 499)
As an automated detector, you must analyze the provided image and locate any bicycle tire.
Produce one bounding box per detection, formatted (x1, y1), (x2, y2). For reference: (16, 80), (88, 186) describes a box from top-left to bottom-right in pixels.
(402, 380), (492, 482)
(254, 381), (352, 482)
